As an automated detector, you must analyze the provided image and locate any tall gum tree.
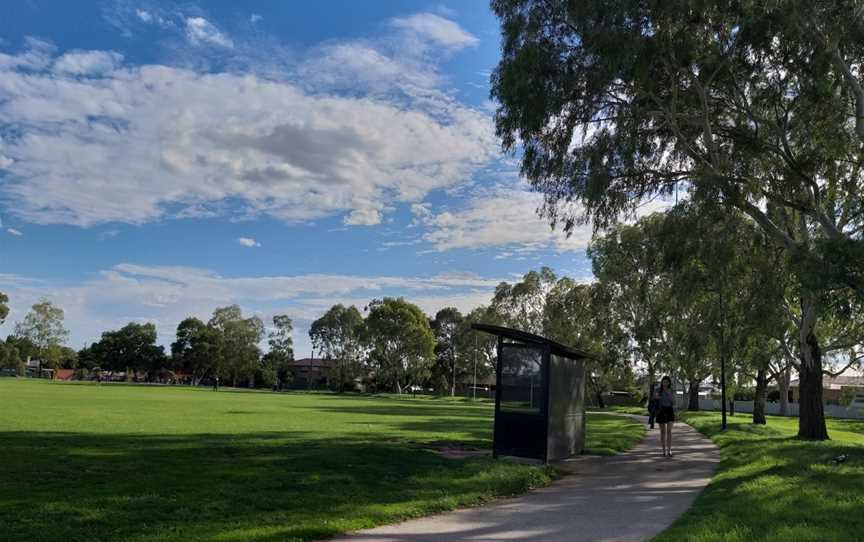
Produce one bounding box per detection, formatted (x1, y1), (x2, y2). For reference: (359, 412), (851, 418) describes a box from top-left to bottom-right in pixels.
(491, 0), (864, 439)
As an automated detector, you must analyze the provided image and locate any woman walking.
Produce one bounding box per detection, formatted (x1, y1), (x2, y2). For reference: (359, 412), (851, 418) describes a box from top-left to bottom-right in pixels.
(655, 376), (676, 457)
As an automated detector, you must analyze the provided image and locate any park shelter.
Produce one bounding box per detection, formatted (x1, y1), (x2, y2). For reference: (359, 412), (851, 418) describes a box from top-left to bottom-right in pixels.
(472, 323), (590, 463)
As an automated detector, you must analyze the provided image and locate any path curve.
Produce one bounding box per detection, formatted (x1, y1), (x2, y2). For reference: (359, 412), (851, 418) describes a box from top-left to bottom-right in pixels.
(333, 415), (719, 542)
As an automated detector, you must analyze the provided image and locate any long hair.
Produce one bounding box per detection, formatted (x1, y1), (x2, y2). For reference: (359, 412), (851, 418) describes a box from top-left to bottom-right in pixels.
(660, 375), (673, 392)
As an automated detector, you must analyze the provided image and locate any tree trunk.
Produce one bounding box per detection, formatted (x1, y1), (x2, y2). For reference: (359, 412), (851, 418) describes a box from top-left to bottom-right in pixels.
(798, 292), (829, 440)
(753, 368), (768, 425)
(687, 380), (700, 411)
(778, 365), (791, 416)
(596, 390), (605, 409)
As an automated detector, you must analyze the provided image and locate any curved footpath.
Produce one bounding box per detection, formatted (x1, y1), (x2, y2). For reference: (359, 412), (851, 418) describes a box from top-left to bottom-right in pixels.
(334, 415), (720, 542)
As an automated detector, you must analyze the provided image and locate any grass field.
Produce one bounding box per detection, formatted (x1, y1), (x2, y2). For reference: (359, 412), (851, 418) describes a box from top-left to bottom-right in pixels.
(654, 411), (864, 542)
(0, 379), (643, 542)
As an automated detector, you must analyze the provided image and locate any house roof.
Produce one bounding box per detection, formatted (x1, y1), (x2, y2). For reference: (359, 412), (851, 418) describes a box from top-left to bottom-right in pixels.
(790, 375), (864, 390)
(292, 358), (336, 368)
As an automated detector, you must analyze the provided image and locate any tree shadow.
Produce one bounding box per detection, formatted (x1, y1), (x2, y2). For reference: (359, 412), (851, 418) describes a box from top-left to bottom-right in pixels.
(0, 430), (548, 542)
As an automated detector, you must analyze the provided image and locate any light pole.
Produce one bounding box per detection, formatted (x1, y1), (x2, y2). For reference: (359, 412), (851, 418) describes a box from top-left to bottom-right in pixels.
(472, 335), (477, 401)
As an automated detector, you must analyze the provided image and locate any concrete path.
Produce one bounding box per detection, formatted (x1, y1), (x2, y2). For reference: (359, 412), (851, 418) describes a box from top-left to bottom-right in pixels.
(334, 416), (720, 542)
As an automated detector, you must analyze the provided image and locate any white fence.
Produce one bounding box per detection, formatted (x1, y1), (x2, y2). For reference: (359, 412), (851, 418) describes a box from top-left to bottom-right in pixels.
(676, 396), (864, 420)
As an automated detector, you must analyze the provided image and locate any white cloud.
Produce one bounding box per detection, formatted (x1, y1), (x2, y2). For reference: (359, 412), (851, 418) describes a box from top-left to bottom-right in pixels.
(6, 228), (22, 236)
(53, 50), (123, 75)
(0, 42), (496, 228)
(390, 13), (478, 50)
(185, 17), (234, 48)
(417, 186), (675, 253)
(344, 208), (383, 226)
(237, 237), (261, 247)
(0, 264), (505, 355)
(250, 14), (263, 24)
(0, 37), (53, 70)
(136, 9), (153, 23)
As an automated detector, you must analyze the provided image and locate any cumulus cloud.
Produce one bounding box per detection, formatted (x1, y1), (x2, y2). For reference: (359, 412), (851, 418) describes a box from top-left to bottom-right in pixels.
(53, 50), (123, 75)
(416, 186), (675, 253)
(0, 39), (495, 227)
(185, 17), (234, 48)
(390, 13), (479, 50)
(237, 237), (261, 247)
(6, 228), (22, 236)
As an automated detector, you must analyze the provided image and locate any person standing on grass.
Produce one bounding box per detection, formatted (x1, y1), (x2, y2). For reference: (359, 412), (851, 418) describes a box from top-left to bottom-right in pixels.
(654, 376), (676, 457)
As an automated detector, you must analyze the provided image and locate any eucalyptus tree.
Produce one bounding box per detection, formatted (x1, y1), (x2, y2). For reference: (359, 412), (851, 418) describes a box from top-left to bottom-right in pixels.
(91, 322), (166, 380)
(171, 317), (221, 384)
(14, 299), (68, 373)
(208, 305), (264, 387)
(309, 304), (365, 392)
(364, 298), (434, 394)
(454, 305), (501, 395)
(490, 267), (558, 335)
(491, 0), (864, 438)
(543, 278), (633, 406)
(430, 307), (464, 396)
(588, 214), (674, 391)
(0, 292), (8, 324)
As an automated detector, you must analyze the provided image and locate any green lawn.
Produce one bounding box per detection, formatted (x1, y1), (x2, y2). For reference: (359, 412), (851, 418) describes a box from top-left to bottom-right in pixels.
(582, 412), (645, 455)
(654, 411), (864, 542)
(0, 379), (642, 542)
(590, 405), (648, 416)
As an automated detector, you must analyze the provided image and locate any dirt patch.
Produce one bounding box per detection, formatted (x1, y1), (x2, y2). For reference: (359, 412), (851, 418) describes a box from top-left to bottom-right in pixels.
(384, 438), (490, 459)
(422, 440), (490, 460)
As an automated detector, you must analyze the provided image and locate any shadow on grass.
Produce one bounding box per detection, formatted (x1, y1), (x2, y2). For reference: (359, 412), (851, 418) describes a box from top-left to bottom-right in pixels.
(653, 413), (864, 542)
(0, 430), (551, 542)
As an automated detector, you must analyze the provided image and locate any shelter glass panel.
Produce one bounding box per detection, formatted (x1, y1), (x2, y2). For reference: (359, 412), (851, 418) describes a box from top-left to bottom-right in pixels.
(499, 344), (545, 414)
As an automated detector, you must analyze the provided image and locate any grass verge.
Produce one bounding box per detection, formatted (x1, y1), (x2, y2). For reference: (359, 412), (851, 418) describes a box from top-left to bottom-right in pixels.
(653, 411), (864, 542)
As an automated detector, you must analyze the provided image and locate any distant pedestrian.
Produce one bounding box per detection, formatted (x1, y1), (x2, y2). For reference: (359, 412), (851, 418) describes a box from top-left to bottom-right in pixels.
(647, 382), (659, 429)
(654, 376), (676, 457)
(213, 376), (220, 391)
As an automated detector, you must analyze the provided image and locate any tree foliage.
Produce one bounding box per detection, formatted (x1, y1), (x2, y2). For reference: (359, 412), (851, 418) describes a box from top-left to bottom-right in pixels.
(364, 298), (435, 394)
(209, 305), (264, 387)
(171, 317), (221, 384)
(0, 292), (8, 325)
(14, 299), (69, 371)
(309, 305), (365, 392)
(91, 322), (166, 379)
(491, 0), (864, 439)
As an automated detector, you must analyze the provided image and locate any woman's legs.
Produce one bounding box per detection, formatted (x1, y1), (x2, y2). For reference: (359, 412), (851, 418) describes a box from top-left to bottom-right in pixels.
(659, 422), (667, 454)
(665, 422), (673, 454)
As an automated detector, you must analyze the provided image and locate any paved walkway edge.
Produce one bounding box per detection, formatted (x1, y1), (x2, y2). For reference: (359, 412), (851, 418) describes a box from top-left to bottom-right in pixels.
(332, 413), (720, 542)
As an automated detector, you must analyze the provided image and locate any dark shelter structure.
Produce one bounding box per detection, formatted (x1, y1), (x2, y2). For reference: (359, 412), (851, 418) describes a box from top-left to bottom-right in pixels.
(473, 324), (590, 463)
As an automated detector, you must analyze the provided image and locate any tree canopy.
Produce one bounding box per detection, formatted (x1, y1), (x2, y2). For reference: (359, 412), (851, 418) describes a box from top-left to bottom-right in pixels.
(490, 0), (864, 439)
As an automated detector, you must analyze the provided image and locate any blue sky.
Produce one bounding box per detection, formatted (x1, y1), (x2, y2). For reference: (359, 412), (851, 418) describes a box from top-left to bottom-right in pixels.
(0, 1), (663, 355)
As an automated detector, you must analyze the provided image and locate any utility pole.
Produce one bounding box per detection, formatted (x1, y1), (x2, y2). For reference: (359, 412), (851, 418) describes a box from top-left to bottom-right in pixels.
(472, 335), (477, 401)
(451, 339), (457, 397)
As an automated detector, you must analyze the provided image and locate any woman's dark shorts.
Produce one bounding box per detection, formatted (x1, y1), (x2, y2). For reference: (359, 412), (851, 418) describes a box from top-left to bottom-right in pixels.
(657, 406), (675, 424)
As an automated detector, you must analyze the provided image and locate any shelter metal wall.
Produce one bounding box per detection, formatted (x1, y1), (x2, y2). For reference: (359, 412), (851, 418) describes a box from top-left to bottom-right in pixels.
(547, 353), (586, 461)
